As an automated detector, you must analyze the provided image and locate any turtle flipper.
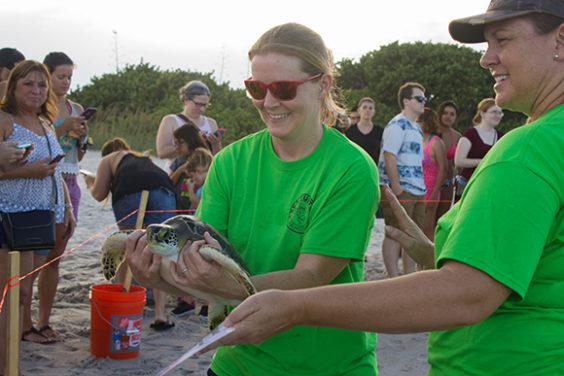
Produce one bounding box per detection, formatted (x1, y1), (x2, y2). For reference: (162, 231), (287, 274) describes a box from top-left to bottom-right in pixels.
(207, 302), (229, 331)
(101, 231), (133, 280)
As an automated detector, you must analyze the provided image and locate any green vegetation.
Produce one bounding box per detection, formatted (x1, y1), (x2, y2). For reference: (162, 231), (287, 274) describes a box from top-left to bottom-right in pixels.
(69, 42), (526, 151)
(336, 41), (526, 132)
(69, 62), (263, 151)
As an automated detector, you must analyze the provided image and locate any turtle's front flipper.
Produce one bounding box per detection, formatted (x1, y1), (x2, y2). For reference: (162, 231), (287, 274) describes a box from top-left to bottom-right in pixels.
(101, 230), (133, 280)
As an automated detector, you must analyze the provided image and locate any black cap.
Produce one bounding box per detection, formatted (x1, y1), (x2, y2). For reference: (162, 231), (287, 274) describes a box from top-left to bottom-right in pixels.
(449, 0), (564, 43)
(0, 48), (25, 70)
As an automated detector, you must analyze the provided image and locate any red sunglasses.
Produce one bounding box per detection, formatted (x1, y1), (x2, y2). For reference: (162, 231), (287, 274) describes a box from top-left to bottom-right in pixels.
(244, 73), (323, 101)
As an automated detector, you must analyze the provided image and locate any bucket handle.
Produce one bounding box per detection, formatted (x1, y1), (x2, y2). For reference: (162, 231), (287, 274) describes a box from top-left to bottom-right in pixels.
(92, 300), (141, 335)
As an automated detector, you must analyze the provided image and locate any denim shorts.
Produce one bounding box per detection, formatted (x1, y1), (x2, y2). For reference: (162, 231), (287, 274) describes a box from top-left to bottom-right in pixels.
(113, 187), (176, 227)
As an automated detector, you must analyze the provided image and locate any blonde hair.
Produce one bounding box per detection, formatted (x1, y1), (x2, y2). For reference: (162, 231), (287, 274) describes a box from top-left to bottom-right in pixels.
(186, 147), (213, 173)
(248, 23), (343, 126)
(358, 97), (375, 107)
(473, 98), (496, 124)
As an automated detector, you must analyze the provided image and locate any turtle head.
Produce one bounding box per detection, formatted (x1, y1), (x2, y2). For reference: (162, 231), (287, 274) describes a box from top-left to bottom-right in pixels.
(146, 224), (180, 258)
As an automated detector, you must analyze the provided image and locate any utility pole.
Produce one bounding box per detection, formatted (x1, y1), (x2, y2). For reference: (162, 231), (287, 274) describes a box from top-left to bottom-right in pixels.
(219, 45), (226, 83)
(112, 30), (119, 72)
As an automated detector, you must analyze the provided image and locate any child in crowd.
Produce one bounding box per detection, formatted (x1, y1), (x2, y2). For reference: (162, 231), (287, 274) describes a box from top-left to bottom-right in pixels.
(168, 125), (211, 317)
(184, 147), (213, 210)
(169, 123), (207, 214)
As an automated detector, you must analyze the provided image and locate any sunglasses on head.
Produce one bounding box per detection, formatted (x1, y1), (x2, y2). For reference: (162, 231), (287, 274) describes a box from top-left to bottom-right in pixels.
(244, 73), (323, 101)
(408, 95), (427, 103)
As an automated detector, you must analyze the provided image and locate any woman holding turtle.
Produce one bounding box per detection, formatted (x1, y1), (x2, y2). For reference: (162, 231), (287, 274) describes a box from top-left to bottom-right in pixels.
(126, 23), (380, 375)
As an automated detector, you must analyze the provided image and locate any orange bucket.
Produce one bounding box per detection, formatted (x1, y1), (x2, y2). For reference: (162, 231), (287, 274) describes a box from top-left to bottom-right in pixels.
(90, 284), (146, 359)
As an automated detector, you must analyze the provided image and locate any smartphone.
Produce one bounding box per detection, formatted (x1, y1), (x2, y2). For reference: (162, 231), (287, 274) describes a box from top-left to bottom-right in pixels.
(48, 154), (65, 165)
(15, 143), (33, 150)
(79, 168), (95, 178)
(80, 107), (97, 120)
(214, 128), (226, 136)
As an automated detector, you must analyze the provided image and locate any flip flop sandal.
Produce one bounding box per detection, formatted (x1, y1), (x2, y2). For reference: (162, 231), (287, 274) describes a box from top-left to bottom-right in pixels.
(21, 327), (56, 344)
(150, 320), (175, 331)
(38, 325), (64, 342)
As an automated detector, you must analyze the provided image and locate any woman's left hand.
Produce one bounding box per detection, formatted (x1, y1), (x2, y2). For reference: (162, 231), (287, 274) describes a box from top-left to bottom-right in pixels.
(206, 132), (222, 154)
(170, 232), (246, 299)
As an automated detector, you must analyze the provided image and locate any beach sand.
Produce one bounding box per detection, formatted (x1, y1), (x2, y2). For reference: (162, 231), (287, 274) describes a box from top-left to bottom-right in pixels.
(17, 153), (429, 375)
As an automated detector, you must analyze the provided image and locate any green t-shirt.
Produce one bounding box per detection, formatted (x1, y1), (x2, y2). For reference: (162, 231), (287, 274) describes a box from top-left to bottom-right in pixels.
(428, 105), (564, 375)
(196, 125), (380, 375)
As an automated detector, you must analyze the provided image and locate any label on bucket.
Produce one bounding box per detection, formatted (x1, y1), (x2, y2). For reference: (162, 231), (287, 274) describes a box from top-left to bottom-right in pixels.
(110, 313), (143, 354)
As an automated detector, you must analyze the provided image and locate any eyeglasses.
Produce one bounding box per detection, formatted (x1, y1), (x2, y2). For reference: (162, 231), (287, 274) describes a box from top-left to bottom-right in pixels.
(408, 96), (427, 103)
(244, 73), (323, 101)
(191, 100), (209, 109)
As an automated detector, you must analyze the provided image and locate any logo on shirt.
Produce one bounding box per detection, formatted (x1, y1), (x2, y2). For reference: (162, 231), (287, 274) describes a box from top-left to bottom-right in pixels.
(287, 193), (314, 234)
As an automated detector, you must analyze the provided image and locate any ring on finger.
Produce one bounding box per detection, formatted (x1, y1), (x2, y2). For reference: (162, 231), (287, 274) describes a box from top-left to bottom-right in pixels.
(181, 267), (189, 275)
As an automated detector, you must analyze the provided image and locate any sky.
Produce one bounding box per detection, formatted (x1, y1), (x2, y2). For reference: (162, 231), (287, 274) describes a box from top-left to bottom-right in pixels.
(1, 0), (489, 91)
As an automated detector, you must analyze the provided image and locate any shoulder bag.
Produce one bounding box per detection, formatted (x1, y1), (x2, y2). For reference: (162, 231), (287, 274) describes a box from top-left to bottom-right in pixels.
(1, 120), (56, 251)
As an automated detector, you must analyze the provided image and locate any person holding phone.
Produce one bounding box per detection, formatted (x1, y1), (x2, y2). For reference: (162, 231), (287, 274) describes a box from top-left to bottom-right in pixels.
(43, 52), (88, 221)
(127, 23), (380, 375)
(156, 80), (222, 173)
(0, 61), (76, 373)
(84, 137), (178, 331)
(21, 51), (87, 342)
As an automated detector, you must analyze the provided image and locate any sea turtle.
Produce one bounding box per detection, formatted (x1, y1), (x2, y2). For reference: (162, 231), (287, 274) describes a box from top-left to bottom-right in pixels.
(101, 215), (257, 330)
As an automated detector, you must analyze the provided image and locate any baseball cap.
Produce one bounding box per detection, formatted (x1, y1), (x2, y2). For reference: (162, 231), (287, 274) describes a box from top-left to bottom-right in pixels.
(449, 0), (564, 43)
(0, 48), (25, 70)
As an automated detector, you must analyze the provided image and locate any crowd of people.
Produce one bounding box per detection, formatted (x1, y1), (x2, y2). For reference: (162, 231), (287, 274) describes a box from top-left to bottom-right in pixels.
(0, 46), (222, 373)
(1, 0), (562, 374)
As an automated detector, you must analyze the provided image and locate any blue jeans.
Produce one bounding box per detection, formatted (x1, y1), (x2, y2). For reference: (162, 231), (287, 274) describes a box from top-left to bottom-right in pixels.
(113, 187), (176, 227)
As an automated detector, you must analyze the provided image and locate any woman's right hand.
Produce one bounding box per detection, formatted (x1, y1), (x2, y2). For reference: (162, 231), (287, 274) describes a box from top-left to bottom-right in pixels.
(383, 186), (435, 268)
(58, 116), (86, 138)
(125, 230), (163, 288)
(197, 289), (300, 354)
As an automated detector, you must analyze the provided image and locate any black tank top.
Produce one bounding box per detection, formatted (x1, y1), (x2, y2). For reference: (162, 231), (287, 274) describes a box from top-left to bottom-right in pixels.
(111, 154), (175, 204)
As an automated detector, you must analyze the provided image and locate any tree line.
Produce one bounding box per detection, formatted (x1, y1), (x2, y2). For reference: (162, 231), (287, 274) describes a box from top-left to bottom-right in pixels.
(69, 41), (526, 152)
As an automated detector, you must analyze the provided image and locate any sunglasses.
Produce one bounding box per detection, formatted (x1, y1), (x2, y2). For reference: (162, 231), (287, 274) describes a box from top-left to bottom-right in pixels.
(408, 95), (427, 103)
(244, 73), (323, 101)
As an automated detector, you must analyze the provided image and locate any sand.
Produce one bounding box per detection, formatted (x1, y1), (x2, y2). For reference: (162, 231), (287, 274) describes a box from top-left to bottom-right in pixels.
(17, 152), (429, 375)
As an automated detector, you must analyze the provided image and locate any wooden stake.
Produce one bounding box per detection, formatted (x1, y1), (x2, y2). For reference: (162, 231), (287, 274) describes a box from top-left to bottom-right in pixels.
(123, 190), (149, 293)
(6, 251), (20, 376)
